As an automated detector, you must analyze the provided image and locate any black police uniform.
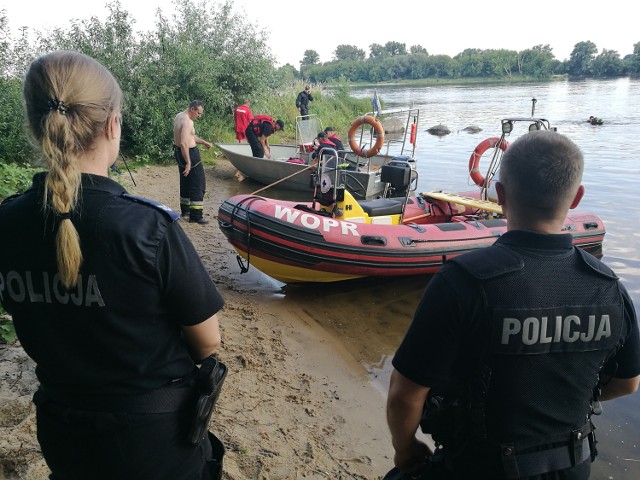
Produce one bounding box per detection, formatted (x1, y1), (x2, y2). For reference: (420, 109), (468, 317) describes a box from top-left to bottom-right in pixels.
(393, 230), (640, 480)
(0, 173), (225, 480)
(295, 89), (313, 118)
(174, 145), (207, 220)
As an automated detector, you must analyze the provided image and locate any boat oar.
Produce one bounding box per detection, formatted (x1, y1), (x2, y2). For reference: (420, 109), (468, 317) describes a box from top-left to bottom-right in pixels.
(250, 163), (316, 195)
(402, 212), (430, 223)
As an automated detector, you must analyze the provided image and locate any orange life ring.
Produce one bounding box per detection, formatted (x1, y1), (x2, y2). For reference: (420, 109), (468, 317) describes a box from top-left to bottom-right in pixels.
(347, 115), (385, 158)
(468, 137), (509, 187)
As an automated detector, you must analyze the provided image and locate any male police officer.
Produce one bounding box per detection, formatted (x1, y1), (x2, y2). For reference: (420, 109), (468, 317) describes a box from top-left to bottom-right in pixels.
(387, 131), (640, 479)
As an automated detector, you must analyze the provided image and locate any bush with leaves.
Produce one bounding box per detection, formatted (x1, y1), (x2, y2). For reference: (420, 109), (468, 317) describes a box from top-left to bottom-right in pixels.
(21, 0), (276, 160)
(0, 78), (35, 165)
(0, 162), (43, 199)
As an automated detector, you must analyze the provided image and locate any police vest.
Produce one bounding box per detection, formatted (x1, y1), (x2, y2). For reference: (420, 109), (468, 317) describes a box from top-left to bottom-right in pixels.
(446, 244), (625, 453)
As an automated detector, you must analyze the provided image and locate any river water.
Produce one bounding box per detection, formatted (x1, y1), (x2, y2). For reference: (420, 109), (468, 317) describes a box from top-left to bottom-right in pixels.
(219, 78), (640, 479)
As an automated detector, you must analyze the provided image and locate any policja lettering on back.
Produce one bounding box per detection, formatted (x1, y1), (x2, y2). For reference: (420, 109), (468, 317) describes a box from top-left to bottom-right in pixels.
(502, 314), (611, 345)
(495, 304), (619, 354)
(0, 271), (105, 307)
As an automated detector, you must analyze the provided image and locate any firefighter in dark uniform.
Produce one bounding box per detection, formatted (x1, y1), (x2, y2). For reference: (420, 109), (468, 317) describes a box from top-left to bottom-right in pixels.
(0, 51), (225, 479)
(386, 131), (640, 480)
(173, 100), (213, 224)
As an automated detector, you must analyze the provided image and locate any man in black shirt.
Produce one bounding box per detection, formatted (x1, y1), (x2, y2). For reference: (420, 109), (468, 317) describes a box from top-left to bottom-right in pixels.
(296, 86), (313, 119)
(245, 115), (284, 158)
(387, 131), (640, 480)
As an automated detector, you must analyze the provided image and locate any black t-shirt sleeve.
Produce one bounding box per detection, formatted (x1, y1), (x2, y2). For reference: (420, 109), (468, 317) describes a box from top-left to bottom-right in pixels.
(156, 222), (224, 326)
(392, 267), (467, 387)
(609, 284), (640, 378)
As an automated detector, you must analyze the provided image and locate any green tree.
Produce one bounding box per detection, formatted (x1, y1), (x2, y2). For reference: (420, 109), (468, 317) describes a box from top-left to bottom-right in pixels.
(410, 45), (428, 55)
(0, 14), (36, 164)
(131, 0), (275, 156)
(591, 49), (624, 77)
(567, 40), (597, 77)
(485, 49), (517, 77)
(455, 49), (484, 77)
(629, 42), (640, 75)
(425, 55), (455, 78)
(334, 44), (365, 61)
(301, 49), (320, 66)
(369, 43), (386, 59)
(517, 45), (554, 77)
(0, 77), (34, 164)
(384, 41), (407, 56)
(0, 11), (10, 77)
(8, 27), (36, 79)
(277, 63), (299, 84)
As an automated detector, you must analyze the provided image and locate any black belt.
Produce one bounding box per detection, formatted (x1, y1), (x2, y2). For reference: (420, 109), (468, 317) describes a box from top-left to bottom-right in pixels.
(37, 382), (197, 414)
(500, 423), (594, 479)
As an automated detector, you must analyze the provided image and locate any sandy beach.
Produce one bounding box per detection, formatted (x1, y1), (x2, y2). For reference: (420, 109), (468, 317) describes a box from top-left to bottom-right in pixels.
(0, 160), (397, 479)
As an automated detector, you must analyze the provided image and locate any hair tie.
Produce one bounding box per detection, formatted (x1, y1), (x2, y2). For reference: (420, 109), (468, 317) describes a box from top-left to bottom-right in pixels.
(47, 99), (69, 115)
(58, 212), (72, 221)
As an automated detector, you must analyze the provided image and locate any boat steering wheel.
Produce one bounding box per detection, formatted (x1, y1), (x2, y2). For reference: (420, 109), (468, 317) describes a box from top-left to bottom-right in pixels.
(343, 173), (367, 199)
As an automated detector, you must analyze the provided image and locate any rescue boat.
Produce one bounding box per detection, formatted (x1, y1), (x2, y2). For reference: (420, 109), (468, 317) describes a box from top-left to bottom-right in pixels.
(217, 144), (605, 283)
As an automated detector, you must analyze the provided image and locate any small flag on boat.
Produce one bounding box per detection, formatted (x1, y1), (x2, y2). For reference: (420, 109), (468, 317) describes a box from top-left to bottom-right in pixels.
(372, 91), (382, 116)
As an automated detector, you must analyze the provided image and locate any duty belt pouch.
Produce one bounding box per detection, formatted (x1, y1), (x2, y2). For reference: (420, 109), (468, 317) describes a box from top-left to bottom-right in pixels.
(188, 355), (228, 446)
(571, 422), (595, 465)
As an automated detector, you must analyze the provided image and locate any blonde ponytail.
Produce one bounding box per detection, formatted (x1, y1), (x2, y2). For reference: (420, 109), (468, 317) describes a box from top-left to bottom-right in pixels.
(23, 51), (122, 289)
(41, 117), (83, 289)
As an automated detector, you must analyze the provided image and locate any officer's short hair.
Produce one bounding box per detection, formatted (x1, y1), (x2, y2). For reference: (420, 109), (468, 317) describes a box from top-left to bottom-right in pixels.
(500, 130), (584, 214)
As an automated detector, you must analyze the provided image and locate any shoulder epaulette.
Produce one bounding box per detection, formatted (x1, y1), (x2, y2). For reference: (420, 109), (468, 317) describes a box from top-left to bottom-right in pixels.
(0, 193), (22, 206)
(449, 245), (524, 279)
(574, 246), (618, 280)
(121, 193), (180, 221)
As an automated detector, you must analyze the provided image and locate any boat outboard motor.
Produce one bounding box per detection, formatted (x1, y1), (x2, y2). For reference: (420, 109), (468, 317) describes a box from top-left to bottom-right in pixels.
(381, 158), (412, 198)
(389, 155), (416, 170)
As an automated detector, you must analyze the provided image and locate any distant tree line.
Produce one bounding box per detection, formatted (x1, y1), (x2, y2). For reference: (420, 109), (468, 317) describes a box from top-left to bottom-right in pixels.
(298, 40), (640, 83)
(0, 0), (279, 164)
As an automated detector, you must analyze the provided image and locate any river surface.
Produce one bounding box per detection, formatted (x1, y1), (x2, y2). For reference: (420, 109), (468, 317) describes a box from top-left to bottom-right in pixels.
(218, 78), (640, 479)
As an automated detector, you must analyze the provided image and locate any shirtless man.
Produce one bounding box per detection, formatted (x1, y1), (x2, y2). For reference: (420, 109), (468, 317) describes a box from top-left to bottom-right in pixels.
(173, 100), (212, 224)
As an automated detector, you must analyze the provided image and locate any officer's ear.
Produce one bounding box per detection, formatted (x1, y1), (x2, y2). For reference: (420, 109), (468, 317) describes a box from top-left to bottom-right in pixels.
(569, 185), (585, 210)
(105, 113), (121, 140)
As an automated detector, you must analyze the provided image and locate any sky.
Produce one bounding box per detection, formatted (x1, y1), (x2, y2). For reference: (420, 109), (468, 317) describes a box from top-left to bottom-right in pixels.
(2, 0), (637, 66)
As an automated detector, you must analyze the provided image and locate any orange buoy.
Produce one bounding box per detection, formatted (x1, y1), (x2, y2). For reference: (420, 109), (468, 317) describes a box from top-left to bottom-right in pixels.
(468, 137), (509, 187)
(410, 122), (417, 144)
(347, 115), (385, 158)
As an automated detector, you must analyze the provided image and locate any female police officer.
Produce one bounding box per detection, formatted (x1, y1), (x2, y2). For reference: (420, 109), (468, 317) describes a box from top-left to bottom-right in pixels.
(0, 51), (224, 479)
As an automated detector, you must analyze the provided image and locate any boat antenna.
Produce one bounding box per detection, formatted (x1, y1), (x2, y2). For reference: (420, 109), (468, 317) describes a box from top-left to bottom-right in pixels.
(531, 98), (537, 117)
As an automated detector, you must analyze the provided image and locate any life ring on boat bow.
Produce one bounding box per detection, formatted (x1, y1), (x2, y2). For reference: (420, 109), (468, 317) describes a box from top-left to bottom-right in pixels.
(468, 137), (509, 187)
(348, 115), (385, 158)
